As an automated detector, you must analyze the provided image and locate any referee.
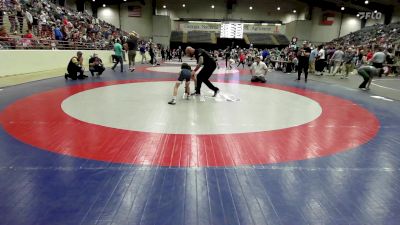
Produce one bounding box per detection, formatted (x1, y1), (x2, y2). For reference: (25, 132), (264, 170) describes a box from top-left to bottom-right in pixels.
(185, 46), (219, 97)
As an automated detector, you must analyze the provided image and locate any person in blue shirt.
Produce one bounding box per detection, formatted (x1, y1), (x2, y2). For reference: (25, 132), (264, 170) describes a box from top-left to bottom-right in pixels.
(168, 63), (192, 105)
(262, 49), (270, 60)
(54, 26), (63, 41)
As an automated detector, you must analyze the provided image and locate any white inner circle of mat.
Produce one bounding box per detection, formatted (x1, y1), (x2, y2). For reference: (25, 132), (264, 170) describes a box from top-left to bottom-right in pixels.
(61, 82), (322, 134)
(147, 66), (240, 74)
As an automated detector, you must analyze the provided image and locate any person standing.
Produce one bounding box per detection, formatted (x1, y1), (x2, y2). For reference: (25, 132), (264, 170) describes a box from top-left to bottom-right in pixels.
(315, 45), (326, 76)
(161, 48), (166, 62)
(369, 47), (386, 77)
(185, 46), (219, 97)
(342, 48), (354, 79)
(330, 46), (344, 75)
(111, 39), (124, 72)
(309, 47), (318, 74)
(126, 32), (138, 71)
(250, 56), (268, 83)
(16, 1), (24, 34)
(149, 43), (155, 66)
(140, 44), (147, 64)
(297, 41), (311, 82)
(224, 47), (231, 68)
(0, 0), (4, 27)
(177, 46), (183, 62)
(237, 51), (246, 68)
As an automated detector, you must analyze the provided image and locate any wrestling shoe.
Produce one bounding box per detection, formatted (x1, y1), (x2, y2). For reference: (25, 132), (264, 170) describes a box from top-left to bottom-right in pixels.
(168, 99), (176, 105)
(212, 89), (220, 97)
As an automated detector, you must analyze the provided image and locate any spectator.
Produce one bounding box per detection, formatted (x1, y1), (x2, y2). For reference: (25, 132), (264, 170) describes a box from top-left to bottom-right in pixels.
(0, 26), (8, 40)
(24, 29), (33, 38)
(237, 51), (246, 68)
(111, 39), (123, 72)
(149, 43), (155, 66)
(0, 0), (4, 27)
(140, 44), (147, 63)
(54, 25), (63, 40)
(370, 47), (386, 77)
(126, 31), (138, 71)
(88, 53), (105, 76)
(25, 9), (33, 32)
(330, 46), (344, 75)
(16, 0), (24, 34)
(309, 46), (319, 74)
(342, 48), (355, 79)
(297, 41), (311, 82)
(250, 56), (267, 83)
(65, 51), (87, 80)
(161, 47), (166, 62)
(8, 0), (17, 34)
(177, 46), (183, 62)
(315, 45), (326, 76)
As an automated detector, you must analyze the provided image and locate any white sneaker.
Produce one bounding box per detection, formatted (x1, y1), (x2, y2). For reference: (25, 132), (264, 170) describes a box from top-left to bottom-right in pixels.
(168, 99), (176, 105)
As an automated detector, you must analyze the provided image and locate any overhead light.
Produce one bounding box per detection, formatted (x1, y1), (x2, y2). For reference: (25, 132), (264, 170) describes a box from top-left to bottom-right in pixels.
(123, 0), (126, 1)
(374, 10), (378, 13)
(293, 10), (297, 13)
(275, 23), (282, 26)
(163, 5), (166, 8)
(341, 6), (345, 10)
(182, 4), (185, 7)
(211, 5), (215, 9)
(262, 23), (269, 25)
(92, 0), (95, 2)
(277, 6), (281, 10)
(102, 4), (106, 7)
(365, 0), (369, 4)
(249, 6), (253, 10)
(356, 13), (360, 17)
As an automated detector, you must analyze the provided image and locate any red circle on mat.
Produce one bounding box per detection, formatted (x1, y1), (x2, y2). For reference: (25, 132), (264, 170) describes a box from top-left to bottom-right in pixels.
(0, 79), (380, 167)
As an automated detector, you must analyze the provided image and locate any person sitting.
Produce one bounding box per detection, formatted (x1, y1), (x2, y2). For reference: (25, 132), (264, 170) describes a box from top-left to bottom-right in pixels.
(65, 51), (87, 80)
(88, 53), (105, 76)
(250, 56), (268, 83)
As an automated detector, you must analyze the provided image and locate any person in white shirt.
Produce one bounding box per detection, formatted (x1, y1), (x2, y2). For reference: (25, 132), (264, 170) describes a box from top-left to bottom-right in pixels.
(250, 56), (268, 83)
(316, 45), (326, 76)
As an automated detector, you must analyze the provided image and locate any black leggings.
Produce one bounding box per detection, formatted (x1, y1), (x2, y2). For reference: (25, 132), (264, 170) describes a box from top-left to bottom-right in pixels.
(196, 64), (218, 94)
(298, 62), (309, 80)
